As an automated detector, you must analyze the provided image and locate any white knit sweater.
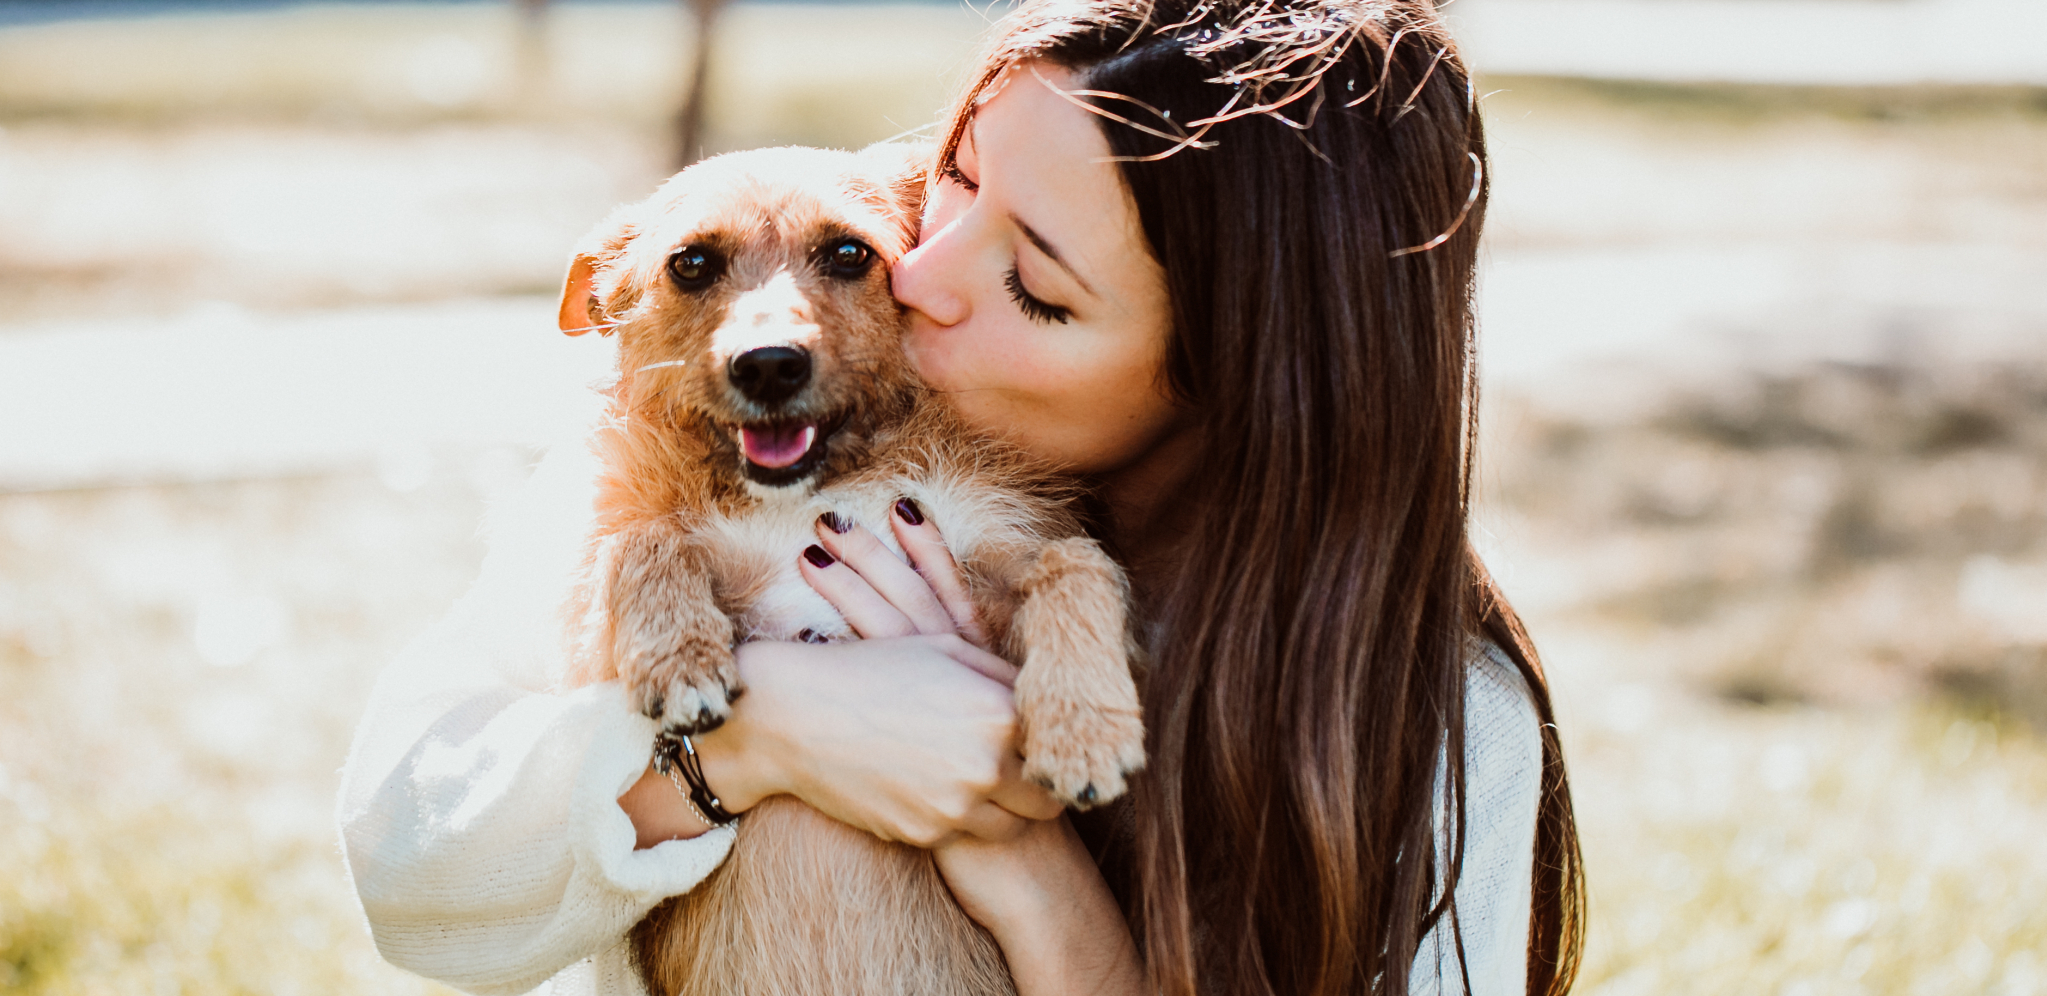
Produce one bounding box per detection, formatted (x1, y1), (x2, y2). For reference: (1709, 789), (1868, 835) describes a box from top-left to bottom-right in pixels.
(337, 447), (1543, 996)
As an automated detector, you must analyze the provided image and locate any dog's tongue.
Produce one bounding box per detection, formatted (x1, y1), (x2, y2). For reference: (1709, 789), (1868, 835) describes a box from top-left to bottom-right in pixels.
(739, 423), (818, 469)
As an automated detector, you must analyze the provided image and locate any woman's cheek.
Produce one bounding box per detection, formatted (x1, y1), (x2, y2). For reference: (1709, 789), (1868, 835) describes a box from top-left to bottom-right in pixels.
(937, 312), (1038, 392)
(906, 321), (992, 400)
(1061, 339), (1185, 472)
(920, 327), (1069, 454)
(919, 182), (971, 241)
(1006, 349), (1151, 471)
(908, 315), (1166, 472)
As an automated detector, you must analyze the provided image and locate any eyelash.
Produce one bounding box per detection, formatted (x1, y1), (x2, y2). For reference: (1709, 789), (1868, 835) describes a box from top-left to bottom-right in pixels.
(1005, 266), (1071, 325)
(941, 154), (1065, 325)
(939, 159), (979, 192)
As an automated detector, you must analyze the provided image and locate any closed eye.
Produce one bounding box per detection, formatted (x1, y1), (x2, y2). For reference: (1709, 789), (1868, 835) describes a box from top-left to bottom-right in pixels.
(939, 159), (979, 193)
(1004, 266), (1070, 325)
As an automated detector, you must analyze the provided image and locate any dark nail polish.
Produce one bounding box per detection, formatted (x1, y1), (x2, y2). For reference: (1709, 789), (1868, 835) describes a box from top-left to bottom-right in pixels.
(802, 544), (835, 568)
(893, 497), (924, 526)
(818, 511), (851, 534)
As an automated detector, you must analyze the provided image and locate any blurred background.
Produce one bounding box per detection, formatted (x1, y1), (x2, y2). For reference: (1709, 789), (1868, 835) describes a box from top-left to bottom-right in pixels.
(0, 0), (2042, 992)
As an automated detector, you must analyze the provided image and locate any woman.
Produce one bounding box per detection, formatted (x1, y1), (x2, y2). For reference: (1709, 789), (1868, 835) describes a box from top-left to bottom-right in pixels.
(339, 0), (1584, 993)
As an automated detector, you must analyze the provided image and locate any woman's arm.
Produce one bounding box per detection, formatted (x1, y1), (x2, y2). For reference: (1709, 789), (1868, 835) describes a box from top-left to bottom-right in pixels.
(340, 668), (736, 995)
(622, 633), (1054, 848)
(935, 819), (1148, 996)
(339, 446), (1065, 993)
(650, 505), (1063, 848)
(790, 512), (1147, 992)
(1409, 643), (1544, 996)
(337, 448), (738, 994)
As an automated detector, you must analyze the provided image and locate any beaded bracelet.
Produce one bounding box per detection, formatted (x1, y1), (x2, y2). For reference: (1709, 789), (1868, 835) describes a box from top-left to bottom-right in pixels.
(654, 734), (737, 827)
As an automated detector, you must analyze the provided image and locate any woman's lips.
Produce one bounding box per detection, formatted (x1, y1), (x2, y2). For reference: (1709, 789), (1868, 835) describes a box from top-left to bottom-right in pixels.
(738, 423), (818, 469)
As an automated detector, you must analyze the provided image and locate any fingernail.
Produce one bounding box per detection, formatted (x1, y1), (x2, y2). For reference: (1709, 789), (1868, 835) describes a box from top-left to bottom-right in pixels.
(893, 497), (924, 525)
(802, 544), (836, 568)
(818, 511), (851, 534)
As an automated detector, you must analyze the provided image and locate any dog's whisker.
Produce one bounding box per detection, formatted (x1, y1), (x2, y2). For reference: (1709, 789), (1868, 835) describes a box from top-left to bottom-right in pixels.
(879, 120), (943, 144)
(634, 359), (692, 374)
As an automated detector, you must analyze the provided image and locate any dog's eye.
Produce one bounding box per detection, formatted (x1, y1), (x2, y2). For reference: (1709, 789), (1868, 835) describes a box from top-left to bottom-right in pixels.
(667, 247), (725, 291)
(824, 239), (873, 279)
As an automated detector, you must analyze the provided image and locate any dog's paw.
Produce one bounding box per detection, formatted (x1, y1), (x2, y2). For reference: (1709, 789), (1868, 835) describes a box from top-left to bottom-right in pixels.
(626, 638), (743, 736)
(1022, 705), (1146, 811)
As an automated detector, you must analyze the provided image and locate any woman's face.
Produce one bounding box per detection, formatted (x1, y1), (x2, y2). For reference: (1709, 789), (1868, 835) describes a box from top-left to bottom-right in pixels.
(893, 61), (1184, 475)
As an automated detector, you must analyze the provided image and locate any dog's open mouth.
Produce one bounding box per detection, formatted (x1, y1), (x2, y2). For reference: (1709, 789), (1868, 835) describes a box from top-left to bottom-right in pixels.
(734, 413), (847, 487)
(738, 423), (817, 469)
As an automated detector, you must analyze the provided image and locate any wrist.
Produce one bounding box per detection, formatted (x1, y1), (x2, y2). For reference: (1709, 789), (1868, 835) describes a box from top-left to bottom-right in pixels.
(688, 725), (774, 814)
(981, 885), (1063, 959)
(936, 820), (1083, 945)
(973, 847), (1063, 944)
(942, 820), (1145, 996)
(1001, 870), (1145, 996)
(620, 760), (713, 848)
(687, 647), (795, 813)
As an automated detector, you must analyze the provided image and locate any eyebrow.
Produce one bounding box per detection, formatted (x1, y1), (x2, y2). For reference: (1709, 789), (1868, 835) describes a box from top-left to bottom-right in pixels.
(1011, 215), (1096, 297)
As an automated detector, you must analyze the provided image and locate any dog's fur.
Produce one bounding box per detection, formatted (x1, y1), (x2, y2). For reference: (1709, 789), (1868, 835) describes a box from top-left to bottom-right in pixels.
(553, 145), (1146, 996)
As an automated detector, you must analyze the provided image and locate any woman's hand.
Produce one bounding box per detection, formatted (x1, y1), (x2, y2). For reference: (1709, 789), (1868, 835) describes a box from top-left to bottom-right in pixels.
(628, 635), (1053, 846)
(625, 500), (1060, 848)
(621, 502), (1144, 988)
(799, 500), (993, 649)
(801, 504), (1144, 992)
(719, 635), (1067, 845)
(624, 634), (1043, 846)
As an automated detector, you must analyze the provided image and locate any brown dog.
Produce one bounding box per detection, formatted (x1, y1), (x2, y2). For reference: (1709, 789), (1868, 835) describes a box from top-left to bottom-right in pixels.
(554, 145), (1146, 996)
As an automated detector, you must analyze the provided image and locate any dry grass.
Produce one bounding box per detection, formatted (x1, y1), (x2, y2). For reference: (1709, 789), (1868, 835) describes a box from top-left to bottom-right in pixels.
(1561, 687), (2047, 995)
(1488, 363), (2047, 718)
(0, 472), (497, 995)
(3, 3), (2046, 994)
(1479, 362), (2047, 995)
(5, 439), (2042, 994)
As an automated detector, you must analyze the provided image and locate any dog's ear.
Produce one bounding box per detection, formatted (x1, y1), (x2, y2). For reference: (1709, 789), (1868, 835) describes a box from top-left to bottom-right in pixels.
(559, 204), (644, 336)
(857, 140), (933, 256)
(558, 253), (602, 336)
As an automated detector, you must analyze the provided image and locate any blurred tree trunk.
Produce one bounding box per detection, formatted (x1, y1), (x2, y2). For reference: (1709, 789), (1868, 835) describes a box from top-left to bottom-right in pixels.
(514, 0), (550, 109)
(675, 0), (727, 168)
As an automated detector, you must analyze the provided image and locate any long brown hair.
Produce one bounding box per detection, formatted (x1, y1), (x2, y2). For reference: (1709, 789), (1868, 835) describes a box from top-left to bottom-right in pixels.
(936, 1), (1584, 993)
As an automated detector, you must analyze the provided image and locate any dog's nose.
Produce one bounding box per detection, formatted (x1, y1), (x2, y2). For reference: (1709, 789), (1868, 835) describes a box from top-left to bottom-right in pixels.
(728, 346), (812, 405)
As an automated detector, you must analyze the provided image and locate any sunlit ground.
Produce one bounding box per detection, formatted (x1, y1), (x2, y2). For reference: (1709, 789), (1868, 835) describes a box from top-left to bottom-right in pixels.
(2, 3), (2044, 994)
(1483, 362), (2047, 994)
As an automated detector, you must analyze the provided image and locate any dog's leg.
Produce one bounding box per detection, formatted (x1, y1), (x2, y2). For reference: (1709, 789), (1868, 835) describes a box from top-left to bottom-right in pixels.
(610, 517), (743, 735)
(1011, 537), (1146, 810)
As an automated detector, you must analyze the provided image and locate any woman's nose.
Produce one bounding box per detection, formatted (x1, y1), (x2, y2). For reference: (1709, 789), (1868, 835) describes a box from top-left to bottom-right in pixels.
(893, 232), (970, 328)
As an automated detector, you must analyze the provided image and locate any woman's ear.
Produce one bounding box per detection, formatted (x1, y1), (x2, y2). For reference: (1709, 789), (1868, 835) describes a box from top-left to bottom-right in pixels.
(858, 140), (934, 254)
(558, 205), (643, 336)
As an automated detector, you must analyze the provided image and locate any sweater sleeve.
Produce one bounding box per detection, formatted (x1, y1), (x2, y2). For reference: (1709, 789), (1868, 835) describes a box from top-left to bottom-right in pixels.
(337, 444), (737, 996)
(1408, 642), (1545, 996)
